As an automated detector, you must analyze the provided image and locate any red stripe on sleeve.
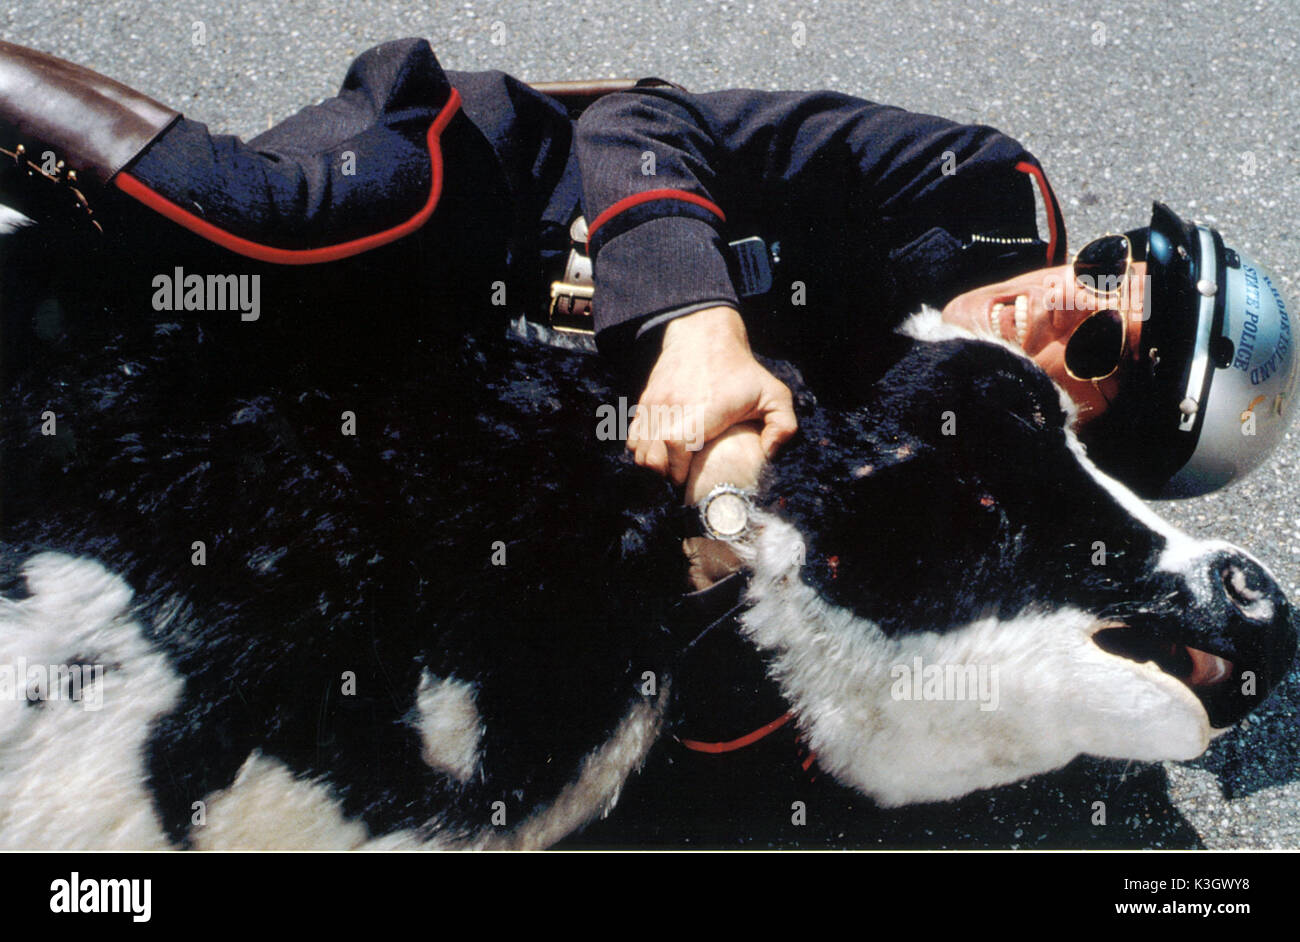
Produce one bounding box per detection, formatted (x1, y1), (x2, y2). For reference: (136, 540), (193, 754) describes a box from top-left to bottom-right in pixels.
(113, 88), (463, 266)
(585, 188), (726, 252)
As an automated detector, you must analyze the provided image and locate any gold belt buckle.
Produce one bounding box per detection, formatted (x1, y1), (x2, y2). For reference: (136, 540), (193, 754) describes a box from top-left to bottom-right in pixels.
(548, 280), (595, 333)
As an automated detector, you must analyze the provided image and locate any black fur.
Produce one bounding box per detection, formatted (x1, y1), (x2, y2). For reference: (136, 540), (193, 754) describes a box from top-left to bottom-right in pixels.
(2, 219), (685, 841)
(1, 212), (1294, 847)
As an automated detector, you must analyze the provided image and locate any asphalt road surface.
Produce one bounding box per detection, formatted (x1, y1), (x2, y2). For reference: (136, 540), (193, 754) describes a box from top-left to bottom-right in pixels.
(4, 0), (1297, 848)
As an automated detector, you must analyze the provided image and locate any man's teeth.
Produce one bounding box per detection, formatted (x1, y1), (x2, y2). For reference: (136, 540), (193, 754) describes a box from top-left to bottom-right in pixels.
(1013, 295), (1029, 348)
(992, 297), (1030, 348)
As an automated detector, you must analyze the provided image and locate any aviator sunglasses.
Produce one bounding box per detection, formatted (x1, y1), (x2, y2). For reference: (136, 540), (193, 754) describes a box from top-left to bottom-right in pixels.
(1063, 233), (1136, 383)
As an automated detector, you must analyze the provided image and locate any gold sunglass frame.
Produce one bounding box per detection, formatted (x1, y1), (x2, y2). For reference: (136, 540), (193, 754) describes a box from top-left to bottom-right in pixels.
(1064, 233), (1136, 384)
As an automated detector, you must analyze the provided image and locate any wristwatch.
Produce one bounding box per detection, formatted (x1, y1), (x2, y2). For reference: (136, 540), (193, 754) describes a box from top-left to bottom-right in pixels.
(685, 484), (756, 541)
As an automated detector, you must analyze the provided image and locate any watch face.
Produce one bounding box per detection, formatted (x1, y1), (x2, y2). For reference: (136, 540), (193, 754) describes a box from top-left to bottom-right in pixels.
(704, 490), (750, 539)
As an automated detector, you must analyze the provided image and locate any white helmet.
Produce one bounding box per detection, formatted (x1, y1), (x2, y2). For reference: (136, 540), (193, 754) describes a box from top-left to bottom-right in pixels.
(1081, 203), (1299, 497)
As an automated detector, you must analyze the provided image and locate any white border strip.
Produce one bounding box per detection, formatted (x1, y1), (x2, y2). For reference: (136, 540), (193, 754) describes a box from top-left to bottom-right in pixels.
(1178, 227), (1219, 432)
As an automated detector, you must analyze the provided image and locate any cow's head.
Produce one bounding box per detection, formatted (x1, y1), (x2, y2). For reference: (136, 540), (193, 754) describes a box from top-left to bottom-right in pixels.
(727, 313), (1296, 807)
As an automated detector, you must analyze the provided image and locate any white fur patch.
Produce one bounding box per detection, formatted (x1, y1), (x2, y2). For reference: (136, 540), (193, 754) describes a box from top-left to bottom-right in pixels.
(411, 670), (483, 784)
(193, 751), (373, 850)
(0, 553), (181, 849)
(898, 305), (978, 345)
(0, 203), (34, 236)
(482, 691), (666, 849)
(734, 515), (1211, 808)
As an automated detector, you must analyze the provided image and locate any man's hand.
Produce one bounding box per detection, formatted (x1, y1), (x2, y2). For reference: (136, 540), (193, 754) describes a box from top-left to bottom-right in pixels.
(627, 306), (797, 484)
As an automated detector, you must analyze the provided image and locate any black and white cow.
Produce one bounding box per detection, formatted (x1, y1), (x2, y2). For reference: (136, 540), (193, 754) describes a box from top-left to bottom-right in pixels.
(0, 204), (1294, 849)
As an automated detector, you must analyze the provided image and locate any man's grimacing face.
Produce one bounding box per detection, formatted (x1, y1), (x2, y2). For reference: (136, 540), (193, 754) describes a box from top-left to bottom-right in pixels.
(941, 261), (1148, 425)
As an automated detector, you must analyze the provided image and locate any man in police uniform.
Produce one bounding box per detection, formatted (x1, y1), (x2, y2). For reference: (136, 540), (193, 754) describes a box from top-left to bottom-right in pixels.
(0, 37), (1292, 499)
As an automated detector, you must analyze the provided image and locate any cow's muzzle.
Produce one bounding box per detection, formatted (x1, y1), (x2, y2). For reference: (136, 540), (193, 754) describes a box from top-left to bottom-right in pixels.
(1093, 548), (1297, 729)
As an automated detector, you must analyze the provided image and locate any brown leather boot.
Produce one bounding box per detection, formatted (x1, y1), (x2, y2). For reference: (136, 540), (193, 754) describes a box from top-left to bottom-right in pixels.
(0, 39), (179, 232)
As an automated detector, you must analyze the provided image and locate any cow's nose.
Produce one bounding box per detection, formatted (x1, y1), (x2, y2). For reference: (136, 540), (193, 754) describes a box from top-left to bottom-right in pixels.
(1177, 550), (1297, 729)
(1217, 553), (1285, 625)
(1203, 549), (1295, 678)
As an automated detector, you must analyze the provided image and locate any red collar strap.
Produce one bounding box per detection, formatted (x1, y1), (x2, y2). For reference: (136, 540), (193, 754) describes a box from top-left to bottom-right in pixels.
(678, 711), (792, 754)
(677, 711), (819, 780)
(669, 574), (816, 773)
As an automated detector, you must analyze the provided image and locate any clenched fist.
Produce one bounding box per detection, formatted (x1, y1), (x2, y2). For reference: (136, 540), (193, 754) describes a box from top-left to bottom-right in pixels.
(628, 306), (797, 484)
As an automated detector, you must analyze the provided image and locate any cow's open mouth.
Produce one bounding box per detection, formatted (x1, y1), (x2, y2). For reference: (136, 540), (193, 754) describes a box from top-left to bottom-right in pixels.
(1092, 625), (1242, 728)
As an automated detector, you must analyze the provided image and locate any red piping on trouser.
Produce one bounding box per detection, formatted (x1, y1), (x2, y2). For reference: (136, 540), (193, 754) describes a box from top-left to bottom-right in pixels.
(113, 88), (463, 265)
(1015, 159), (1065, 265)
(678, 712), (792, 754)
(585, 188), (726, 253)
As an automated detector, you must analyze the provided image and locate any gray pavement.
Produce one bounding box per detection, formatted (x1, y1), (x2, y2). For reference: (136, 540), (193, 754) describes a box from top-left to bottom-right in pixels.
(5, 0), (1298, 847)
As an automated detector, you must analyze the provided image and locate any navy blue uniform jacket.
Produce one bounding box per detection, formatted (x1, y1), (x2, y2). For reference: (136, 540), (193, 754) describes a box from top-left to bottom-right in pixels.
(120, 38), (1066, 385)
